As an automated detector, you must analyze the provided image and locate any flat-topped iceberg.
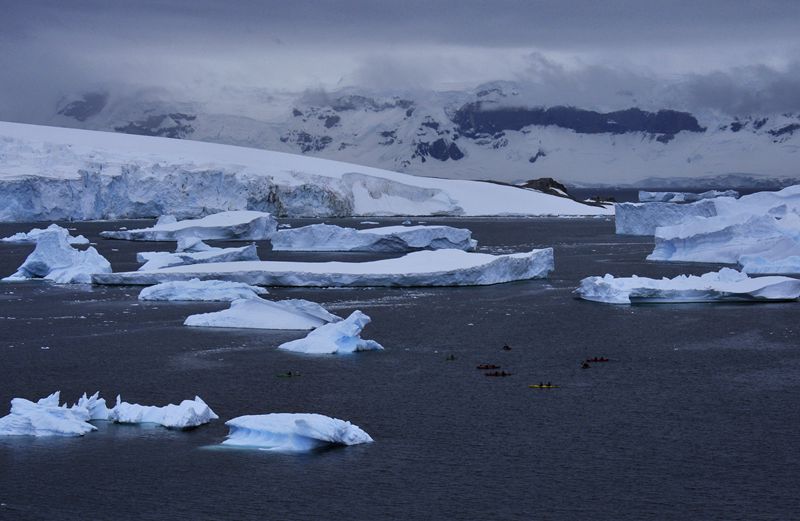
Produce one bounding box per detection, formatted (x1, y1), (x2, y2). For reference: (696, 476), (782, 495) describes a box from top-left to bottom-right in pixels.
(638, 190), (740, 203)
(139, 279), (268, 301)
(0, 392), (99, 437)
(93, 247), (554, 287)
(222, 413), (374, 452)
(270, 223), (477, 252)
(184, 297), (341, 330)
(574, 268), (800, 304)
(739, 255), (800, 275)
(136, 244), (259, 271)
(1, 223), (88, 245)
(3, 228), (111, 284)
(109, 395), (218, 429)
(615, 199), (719, 235)
(279, 310), (383, 354)
(100, 210), (277, 241)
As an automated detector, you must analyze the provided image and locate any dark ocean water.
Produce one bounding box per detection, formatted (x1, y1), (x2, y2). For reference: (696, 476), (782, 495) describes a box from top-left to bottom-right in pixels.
(1, 218), (798, 521)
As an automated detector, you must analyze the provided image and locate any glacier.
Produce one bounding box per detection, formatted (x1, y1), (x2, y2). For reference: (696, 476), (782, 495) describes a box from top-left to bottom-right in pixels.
(0, 392), (99, 437)
(0, 121), (612, 221)
(270, 223), (477, 252)
(278, 310), (383, 354)
(3, 228), (111, 284)
(638, 189), (740, 203)
(1, 223), (89, 245)
(108, 395), (218, 429)
(92, 248), (554, 287)
(138, 279), (268, 301)
(136, 244), (259, 271)
(100, 211), (277, 241)
(184, 297), (341, 330)
(574, 268), (800, 304)
(222, 413), (373, 452)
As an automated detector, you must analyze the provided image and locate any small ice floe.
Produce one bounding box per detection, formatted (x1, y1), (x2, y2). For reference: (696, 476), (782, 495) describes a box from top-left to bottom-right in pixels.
(0, 392), (102, 437)
(138, 279), (267, 302)
(359, 221), (379, 225)
(0, 224), (89, 245)
(136, 244), (259, 271)
(277, 223), (292, 229)
(3, 228), (111, 284)
(221, 413), (373, 452)
(278, 310), (383, 354)
(109, 395), (218, 429)
(574, 268), (800, 304)
(100, 211), (277, 241)
(401, 219), (412, 225)
(270, 223), (477, 252)
(184, 297), (340, 330)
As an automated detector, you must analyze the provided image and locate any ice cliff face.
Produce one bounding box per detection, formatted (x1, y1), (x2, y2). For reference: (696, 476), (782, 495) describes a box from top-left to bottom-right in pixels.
(0, 121), (611, 221)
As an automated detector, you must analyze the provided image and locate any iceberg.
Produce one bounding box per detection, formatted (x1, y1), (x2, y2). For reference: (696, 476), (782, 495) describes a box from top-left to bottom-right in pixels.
(739, 255), (800, 275)
(574, 268), (800, 304)
(615, 199), (719, 235)
(278, 310), (383, 354)
(0, 392), (98, 437)
(136, 244), (259, 271)
(108, 395), (218, 429)
(638, 189), (740, 203)
(3, 228), (111, 284)
(222, 413), (373, 451)
(270, 223), (477, 252)
(1, 223), (89, 245)
(139, 279), (268, 301)
(100, 211), (277, 241)
(93, 248), (555, 287)
(184, 297), (341, 330)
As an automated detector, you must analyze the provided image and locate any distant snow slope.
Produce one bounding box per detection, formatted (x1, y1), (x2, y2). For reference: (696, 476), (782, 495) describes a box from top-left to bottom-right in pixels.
(0, 121), (610, 221)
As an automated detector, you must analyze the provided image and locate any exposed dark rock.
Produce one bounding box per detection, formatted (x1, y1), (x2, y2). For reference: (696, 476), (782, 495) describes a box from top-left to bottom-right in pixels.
(413, 138), (464, 161)
(379, 130), (397, 145)
(292, 108), (303, 117)
(730, 121), (744, 132)
(769, 123), (800, 137)
(114, 113), (196, 139)
(322, 115), (341, 128)
(420, 119), (440, 130)
(529, 150), (547, 163)
(480, 177), (609, 208)
(753, 118), (768, 129)
(58, 92), (108, 121)
(655, 133), (675, 143)
(452, 103), (705, 138)
(330, 95), (413, 112)
(405, 108), (415, 117)
(279, 131), (333, 152)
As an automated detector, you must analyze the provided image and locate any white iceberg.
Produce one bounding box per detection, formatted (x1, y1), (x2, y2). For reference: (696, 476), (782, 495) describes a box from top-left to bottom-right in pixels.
(3, 228), (111, 284)
(139, 279), (268, 301)
(1, 223), (89, 245)
(184, 297), (340, 330)
(739, 255), (800, 275)
(270, 223), (477, 252)
(615, 199), (719, 235)
(222, 413), (374, 452)
(136, 244), (260, 271)
(93, 248), (554, 287)
(638, 190), (740, 203)
(0, 392), (98, 437)
(108, 395), (218, 429)
(574, 268), (800, 304)
(278, 310), (383, 354)
(100, 210), (277, 241)
(175, 236), (214, 252)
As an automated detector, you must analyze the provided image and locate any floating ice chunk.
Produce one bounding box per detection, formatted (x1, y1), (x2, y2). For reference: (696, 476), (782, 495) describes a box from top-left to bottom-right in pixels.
(156, 215), (177, 225)
(93, 248), (554, 287)
(222, 413), (373, 452)
(0, 391), (97, 437)
(271, 223), (477, 252)
(136, 244), (259, 271)
(74, 391), (111, 420)
(360, 221), (380, 225)
(574, 268), (800, 304)
(638, 190), (740, 203)
(175, 236), (215, 252)
(184, 297), (340, 330)
(100, 211), (277, 241)
(3, 229), (111, 284)
(615, 200), (719, 235)
(1, 223), (89, 245)
(739, 255), (800, 275)
(108, 395), (218, 429)
(139, 279), (268, 301)
(279, 310), (383, 354)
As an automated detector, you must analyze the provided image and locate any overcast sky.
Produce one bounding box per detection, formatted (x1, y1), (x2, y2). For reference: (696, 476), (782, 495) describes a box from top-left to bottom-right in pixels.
(2, 0), (800, 118)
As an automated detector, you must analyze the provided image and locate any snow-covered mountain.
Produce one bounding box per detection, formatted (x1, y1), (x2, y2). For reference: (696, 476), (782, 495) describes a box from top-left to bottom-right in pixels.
(0, 121), (611, 222)
(32, 82), (800, 186)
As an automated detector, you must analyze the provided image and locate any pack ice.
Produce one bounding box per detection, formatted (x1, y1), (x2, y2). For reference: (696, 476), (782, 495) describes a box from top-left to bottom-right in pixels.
(93, 248), (554, 287)
(3, 228), (111, 284)
(270, 223), (477, 252)
(101, 211), (277, 241)
(139, 279), (267, 301)
(0, 122), (611, 221)
(0, 392), (108, 437)
(184, 297), (341, 330)
(1, 223), (88, 245)
(222, 413), (374, 452)
(109, 396), (218, 429)
(279, 310), (383, 354)
(574, 268), (800, 304)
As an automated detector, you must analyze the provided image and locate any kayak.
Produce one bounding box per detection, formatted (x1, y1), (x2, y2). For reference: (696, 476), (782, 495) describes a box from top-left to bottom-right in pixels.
(528, 385), (559, 389)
